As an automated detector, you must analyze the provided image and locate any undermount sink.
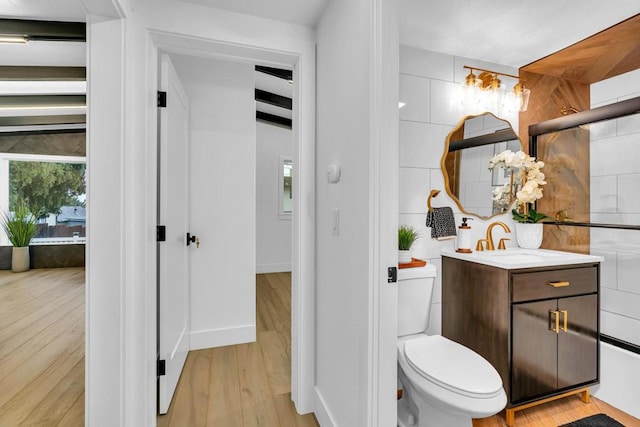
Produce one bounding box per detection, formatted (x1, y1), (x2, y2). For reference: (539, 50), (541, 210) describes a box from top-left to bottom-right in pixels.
(479, 248), (564, 262)
(441, 247), (603, 269)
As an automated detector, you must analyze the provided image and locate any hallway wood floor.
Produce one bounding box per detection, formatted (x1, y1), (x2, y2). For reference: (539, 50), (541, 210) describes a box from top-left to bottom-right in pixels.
(0, 267), (85, 427)
(158, 272), (319, 427)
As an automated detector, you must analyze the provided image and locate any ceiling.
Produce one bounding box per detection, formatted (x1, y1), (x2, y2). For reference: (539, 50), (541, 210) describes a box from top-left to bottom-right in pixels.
(399, 0), (640, 68)
(177, 0), (640, 69)
(2, 0), (639, 70)
(0, 0), (86, 21)
(178, 0), (328, 27)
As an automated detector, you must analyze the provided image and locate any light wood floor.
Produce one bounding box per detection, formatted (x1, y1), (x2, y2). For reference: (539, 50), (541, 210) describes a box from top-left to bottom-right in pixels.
(2, 268), (637, 426)
(158, 272), (319, 427)
(473, 394), (640, 426)
(0, 267), (85, 427)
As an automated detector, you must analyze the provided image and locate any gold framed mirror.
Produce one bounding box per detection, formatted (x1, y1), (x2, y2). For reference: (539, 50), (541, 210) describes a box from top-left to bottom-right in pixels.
(441, 112), (524, 219)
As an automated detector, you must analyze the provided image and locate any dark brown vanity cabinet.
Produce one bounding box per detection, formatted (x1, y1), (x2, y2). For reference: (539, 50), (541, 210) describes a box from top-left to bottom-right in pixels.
(442, 257), (600, 408)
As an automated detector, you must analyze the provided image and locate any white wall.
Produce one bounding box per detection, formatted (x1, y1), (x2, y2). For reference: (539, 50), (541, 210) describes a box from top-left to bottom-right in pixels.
(256, 122), (292, 273)
(86, 16), (126, 426)
(398, 45), (519, 336)
(315, 0), (399, 425)
(171, 54), (256, 350)
(589, 68), (640, 417)
(315, 2), (372, 423)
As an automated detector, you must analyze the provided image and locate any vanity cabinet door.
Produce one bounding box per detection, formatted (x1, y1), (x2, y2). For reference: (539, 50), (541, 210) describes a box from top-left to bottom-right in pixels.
(512, 300), (558, 402)
(512, 294), (598, 403)
(557, 294), (598, 389)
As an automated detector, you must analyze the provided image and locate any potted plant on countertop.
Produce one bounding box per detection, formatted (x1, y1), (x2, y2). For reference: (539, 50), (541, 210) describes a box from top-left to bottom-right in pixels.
(398, 225), (420, 264)
(1, 200), (40, 273)
(489, 150), (549, 249)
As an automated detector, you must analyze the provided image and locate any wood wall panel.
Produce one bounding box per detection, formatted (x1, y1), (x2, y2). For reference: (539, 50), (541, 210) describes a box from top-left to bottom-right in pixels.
(521, 14), (640, 84)
(0, 132), (86, 156)
(518, 72), (590, 253)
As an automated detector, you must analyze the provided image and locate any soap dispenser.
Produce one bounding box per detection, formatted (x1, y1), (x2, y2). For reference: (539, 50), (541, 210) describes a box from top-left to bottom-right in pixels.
(456, 217), (473, 253)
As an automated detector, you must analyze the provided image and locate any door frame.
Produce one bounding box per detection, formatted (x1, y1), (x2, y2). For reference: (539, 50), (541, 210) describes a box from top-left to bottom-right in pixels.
(146, 31), (316, 414)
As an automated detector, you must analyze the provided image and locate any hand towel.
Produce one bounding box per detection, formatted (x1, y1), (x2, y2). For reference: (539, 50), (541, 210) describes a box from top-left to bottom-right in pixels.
(426, 207), (457, 240)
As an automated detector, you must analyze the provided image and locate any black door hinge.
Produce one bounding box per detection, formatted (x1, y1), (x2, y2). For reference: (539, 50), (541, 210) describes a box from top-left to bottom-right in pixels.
(157, 91), (167, 108)
(388, 266), (397, 283)
(157, 225), (166, 242)
(157, 359), (166, 376)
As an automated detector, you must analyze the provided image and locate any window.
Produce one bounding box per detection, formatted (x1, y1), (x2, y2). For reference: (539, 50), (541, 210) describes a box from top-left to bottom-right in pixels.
(0, 153), (86, 245)
(278, 155), (292, 219)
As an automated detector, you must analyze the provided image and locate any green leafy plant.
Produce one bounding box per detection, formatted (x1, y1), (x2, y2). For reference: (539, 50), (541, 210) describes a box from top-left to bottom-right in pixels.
(511, 207), (549, 224)
(398, 225), (420, 250)
(1, 200), (40, 247)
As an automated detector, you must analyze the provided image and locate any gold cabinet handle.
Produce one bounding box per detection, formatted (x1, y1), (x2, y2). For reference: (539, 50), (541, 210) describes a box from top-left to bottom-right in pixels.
(560, 310), (568, 332)
(548, 281), (570, 288)
(549, 310), (560, 333)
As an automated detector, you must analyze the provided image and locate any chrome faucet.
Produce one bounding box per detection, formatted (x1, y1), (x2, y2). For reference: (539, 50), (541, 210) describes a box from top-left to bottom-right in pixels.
(485, 221), (511, 251)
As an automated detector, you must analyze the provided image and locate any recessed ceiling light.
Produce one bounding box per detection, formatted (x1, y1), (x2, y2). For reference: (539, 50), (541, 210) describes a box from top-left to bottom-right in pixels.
(398, 102), (406, 108)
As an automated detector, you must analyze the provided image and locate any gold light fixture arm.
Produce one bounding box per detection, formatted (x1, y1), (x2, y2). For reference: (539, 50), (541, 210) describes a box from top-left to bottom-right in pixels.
(463, 65), (523, 81)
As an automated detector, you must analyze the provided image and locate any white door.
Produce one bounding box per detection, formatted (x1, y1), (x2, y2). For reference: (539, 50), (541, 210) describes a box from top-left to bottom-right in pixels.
(158, 53), (191, 414)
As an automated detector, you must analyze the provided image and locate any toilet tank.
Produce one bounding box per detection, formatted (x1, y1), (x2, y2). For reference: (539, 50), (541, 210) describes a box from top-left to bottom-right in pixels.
(397, 264), (437, 337)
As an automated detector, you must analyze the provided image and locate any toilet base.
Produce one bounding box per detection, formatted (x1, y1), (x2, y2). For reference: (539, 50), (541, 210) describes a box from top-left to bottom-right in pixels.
(397, 368), (472, 427)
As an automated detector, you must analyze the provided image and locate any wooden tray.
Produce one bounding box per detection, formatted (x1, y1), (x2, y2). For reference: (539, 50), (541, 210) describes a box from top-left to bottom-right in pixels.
(398, 258), (427, 269)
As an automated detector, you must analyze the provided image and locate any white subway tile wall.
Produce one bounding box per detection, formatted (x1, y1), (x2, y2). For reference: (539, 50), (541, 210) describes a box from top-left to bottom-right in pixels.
(591, 68), (640, 346)
(398, 46), (519, 334)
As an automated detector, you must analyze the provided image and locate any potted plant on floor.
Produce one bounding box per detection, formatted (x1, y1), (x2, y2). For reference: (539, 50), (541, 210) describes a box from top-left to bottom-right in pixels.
(398, 225), (420, 264)
(1, 201), (40, 273)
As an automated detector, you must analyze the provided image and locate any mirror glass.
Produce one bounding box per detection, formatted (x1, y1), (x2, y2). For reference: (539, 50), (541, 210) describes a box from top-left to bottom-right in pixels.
(441, 112), (523, 219)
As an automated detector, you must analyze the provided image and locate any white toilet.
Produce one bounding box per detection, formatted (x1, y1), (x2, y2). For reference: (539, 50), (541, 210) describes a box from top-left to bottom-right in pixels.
(397, 265), (506, 427)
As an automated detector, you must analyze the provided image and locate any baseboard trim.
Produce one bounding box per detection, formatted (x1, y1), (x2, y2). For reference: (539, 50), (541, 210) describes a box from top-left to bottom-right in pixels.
(314, 386), (337, 427)
(256, 263), (291, 274)
(189, 324), (255, 350)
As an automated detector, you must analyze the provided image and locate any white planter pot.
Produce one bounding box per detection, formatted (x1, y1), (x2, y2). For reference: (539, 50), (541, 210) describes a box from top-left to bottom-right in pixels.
(398, 249), (412, 264)
(515, 223), (543, 249)
(12, 246), (30, 273)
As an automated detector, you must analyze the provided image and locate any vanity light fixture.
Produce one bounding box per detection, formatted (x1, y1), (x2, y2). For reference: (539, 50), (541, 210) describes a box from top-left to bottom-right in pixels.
(461, 65), (530, 112)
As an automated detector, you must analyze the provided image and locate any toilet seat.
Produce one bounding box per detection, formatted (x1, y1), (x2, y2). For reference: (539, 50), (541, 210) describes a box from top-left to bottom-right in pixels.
(403, 335), (503, 399)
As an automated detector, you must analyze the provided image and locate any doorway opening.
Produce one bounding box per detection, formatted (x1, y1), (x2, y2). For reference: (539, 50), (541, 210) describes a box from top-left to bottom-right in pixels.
(151, 30), (313, 419)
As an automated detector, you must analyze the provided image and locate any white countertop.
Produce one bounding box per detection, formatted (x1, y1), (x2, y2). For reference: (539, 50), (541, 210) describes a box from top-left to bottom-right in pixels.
(441, 247), (604, 269)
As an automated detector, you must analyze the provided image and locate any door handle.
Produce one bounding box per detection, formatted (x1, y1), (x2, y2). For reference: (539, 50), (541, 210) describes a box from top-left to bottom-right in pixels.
(560, 310), (568, 332)
(549, 310), (560, 334)
(186, 232), (200, 248)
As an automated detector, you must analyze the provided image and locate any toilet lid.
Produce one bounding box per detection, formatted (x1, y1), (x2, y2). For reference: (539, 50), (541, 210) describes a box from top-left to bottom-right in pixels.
(404, 335), (503, 398)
